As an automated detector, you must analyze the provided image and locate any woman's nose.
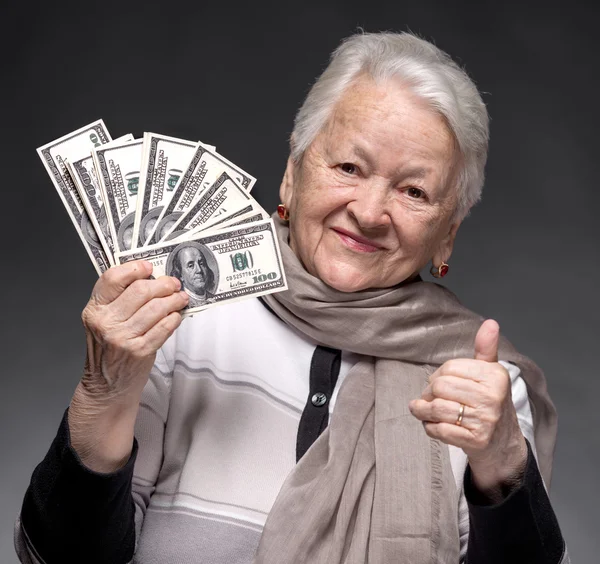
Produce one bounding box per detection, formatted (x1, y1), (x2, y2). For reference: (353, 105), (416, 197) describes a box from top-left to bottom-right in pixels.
(346, 183), (391, 230)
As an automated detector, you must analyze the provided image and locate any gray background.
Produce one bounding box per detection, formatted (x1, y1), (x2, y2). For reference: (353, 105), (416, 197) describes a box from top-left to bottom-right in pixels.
(2, 0), (598, 561)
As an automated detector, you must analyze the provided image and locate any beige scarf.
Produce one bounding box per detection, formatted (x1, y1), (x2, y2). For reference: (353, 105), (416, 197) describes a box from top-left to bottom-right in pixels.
(255, 216), (557, 564)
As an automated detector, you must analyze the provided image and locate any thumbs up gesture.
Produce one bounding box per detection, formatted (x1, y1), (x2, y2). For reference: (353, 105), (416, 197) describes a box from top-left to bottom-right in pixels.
(408, 319), (528, 499)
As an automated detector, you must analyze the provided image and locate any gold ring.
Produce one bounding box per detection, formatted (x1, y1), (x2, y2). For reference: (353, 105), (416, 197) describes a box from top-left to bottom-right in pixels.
(455, 403), (465, 426)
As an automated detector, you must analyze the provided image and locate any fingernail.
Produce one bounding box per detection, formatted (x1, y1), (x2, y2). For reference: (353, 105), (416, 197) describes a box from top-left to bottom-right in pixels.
(172, 277), (181, 290)
(180, 291), (189, 300)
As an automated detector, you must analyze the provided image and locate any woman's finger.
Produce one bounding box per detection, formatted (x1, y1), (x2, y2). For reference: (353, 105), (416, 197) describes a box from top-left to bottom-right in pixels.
(421, 375), (481, 405)
(474, 319), (500, 363)
(422, 422), (474, 451)
(410, 398), (475, 429)
(108, 276), (182, 323)
(123, 291), (189, 337)
(91, 260), (152, 306)
(141, 311), (184, 352)
(435, 358), (497, 382)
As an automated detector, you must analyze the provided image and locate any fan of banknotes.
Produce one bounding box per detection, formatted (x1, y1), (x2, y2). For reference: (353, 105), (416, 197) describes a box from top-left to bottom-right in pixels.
(37, 119), (288, 317)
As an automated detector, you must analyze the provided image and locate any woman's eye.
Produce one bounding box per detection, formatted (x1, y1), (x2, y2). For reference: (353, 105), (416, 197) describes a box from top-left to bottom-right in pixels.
(407, 187), (425, 199)
(339, 163), (357, 175)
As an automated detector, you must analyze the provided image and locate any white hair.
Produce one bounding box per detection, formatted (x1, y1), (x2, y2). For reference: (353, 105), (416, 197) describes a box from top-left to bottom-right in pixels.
(290, 31), (490, 222)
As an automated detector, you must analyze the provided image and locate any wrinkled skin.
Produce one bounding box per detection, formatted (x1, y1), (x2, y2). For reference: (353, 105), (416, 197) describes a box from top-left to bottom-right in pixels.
(410, 319), (528, 500)
(280, 74), (461, 292)
(69, 261), (188, 472)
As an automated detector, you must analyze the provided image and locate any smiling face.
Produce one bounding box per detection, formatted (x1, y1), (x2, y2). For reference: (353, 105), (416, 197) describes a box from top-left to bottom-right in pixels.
(280, 75), (463, 292)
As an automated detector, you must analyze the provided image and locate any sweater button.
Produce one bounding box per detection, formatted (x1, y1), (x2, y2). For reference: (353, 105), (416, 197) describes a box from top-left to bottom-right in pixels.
(311, 392), (327, 407)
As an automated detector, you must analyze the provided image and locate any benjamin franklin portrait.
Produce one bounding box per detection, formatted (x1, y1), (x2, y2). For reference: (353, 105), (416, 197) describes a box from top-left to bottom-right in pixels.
(167, 242), (218, 308)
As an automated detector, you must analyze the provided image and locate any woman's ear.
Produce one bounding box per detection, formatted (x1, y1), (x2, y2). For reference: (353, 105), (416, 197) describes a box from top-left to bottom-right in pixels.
(279, 156), (296, 206)
(433, 220), (461, 266)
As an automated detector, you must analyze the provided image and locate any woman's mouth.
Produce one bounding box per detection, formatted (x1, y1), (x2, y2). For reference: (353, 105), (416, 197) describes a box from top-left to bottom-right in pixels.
(331, 227), (383, 253)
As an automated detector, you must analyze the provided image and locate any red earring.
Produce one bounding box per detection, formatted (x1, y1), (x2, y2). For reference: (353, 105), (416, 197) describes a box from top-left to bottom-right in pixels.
(277, 204), (290, 221)
(430, 261), (449, 278)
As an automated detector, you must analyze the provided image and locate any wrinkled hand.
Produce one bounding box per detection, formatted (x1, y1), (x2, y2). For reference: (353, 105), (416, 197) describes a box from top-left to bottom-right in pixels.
(408, 319), (528, 498)
(69, 260), (189, 472)
(80, 260), (189, 400)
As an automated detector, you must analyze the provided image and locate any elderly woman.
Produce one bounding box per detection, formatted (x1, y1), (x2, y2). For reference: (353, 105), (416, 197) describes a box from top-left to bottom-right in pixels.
(16, 32), (568, 563)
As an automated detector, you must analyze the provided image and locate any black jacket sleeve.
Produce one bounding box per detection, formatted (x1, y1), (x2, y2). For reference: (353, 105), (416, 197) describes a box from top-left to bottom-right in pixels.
(465, 438), (566, 564)
(19, 408), (138, 564)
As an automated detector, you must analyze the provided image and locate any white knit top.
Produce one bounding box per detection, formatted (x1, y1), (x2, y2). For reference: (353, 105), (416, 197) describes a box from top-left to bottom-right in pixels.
(124, 296), (536, 563)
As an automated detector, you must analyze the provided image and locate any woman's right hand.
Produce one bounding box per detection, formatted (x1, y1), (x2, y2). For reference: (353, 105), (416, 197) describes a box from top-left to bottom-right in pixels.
(68, 260), (189, 472)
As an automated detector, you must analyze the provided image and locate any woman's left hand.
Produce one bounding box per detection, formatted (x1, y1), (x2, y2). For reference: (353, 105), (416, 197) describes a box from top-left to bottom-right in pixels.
(408, 319), (528, 500)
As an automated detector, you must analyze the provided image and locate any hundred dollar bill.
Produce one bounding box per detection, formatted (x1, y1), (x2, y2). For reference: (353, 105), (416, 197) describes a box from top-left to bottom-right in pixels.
(115, 219), (287, 317)
(162, 172), (263, 242)
(132, 133), (197, 249)
(37, 119), (113, 275)
(149, 143), (256, 244)
(165, 202), (269, 241)
(66, 156), (115, 265)
(169, 196), (268, 242)
(65, 135), (135, 265)
(93, 138), (143, 253)
(92, 134), (135, 212)
(207, 203), (269, 231)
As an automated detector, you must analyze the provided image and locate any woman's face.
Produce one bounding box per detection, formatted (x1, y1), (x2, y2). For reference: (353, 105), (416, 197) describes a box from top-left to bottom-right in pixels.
(280, 75), (462, 292)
